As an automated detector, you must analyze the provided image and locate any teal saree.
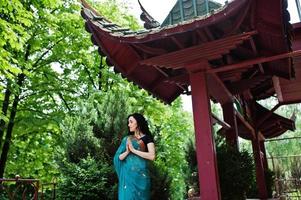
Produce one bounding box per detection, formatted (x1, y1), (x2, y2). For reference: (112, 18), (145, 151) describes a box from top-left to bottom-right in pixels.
(114, 136), (150, 200)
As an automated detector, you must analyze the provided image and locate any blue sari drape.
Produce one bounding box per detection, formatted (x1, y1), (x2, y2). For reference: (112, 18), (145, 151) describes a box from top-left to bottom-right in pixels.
(114, 136), (150, 200)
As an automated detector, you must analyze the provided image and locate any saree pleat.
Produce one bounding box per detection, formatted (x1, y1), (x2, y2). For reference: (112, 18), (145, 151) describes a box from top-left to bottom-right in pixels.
(114, 136), (150, 200)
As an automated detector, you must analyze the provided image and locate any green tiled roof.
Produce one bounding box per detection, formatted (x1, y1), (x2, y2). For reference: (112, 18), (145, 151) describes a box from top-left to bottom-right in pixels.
(161, 0), (222, 27)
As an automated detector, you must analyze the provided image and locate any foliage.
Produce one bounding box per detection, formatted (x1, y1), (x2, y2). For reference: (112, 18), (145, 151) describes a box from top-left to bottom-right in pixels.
(150, 100), (193, 199)
(291, 157), (301, 180)
(0, 180), (37, 200)
(88, 0), (141, 31)
(186, 134), (257, 200)
(57, 89), (190, 199)
(265, 168), (275, 197)
(1, 0), (194, 199)
(58, 156), (114, 199)
(185, 139), (199, 196)
(149, 162), (172, 200)
(240, 99), (301, 197)
(57, 90), (128, 199)
(247, 168), (275, 198)
(2, 0), (139, 183)
(0, 0), (33, 77)
(217, 142), (255, 200)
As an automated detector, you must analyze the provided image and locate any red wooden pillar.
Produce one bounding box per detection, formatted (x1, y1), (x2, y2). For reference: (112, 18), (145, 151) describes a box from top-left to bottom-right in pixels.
(190, 71), (221, 200)
(260, 141), (268, 170)
(222, 102), (239, 149)
(252, 135), (268, 199)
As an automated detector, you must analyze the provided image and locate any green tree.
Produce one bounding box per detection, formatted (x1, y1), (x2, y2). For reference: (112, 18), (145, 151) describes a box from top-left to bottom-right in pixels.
(1, 1), (195, 199)
(1, 0), (142, 180)
(57, 90), (128, 199)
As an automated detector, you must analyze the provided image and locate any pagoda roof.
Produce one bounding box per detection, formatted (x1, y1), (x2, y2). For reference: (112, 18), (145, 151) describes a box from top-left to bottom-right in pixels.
(161, 0), (222, 27)
(218, 101), (296, 140)
(236, 102), (296, 140)
(274, 22), (301, 104)
(81, 0), (298, 104)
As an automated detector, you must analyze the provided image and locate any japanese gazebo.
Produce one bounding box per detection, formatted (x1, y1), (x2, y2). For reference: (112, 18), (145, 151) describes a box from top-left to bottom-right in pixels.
(80, 0), (301, 199)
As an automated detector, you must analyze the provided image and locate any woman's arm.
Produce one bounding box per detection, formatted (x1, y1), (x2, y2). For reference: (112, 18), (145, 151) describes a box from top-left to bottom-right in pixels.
(119, 150), (129, 160)
(128, 141), (156, 161)
(119, 144), (130, 160)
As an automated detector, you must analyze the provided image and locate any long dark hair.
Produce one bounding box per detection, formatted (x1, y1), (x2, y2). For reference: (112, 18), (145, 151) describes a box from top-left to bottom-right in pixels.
(127, 113), (152, 136)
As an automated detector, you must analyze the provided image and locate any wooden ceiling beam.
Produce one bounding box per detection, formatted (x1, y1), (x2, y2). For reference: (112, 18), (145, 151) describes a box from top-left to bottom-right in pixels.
(148, 76), (165, 92)
(233, 46), (257, 59)
(260, 121), (281, 133)
(196, 29), (210, 43)
(249, 38), (265, 73)
(256, 103), (282, 128)
(211, 113), (231, 130)
(226, 75), (269, 94)
(204, 27), (215, 40)
(171, 36), (185, 49)
(207, 73), (233, 104)
(272, 76), (284, 102)
(163, 74), (189, 85)
(152, 66), (186, 91)
(140, 31), (257, 68)
(235, 110), (256, 139)
(131, 43), (167, 56)
(266, 128), (286, 138)
(208, 50), (301, 74)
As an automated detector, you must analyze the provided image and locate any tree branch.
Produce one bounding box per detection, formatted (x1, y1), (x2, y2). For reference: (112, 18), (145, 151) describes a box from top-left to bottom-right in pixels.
(30, 37), (66, 71)
(82, 62), (97, 89)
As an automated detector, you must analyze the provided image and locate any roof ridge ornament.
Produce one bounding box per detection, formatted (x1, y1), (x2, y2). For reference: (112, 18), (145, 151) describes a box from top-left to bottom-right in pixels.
(138, 0), (160, 29)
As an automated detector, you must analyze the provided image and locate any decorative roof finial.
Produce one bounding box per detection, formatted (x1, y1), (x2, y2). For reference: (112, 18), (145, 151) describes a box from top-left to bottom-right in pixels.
(138, 0), (160, 29)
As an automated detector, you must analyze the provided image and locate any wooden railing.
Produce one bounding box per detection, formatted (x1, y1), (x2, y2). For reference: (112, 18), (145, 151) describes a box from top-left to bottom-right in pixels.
(0, 176), (57, 200)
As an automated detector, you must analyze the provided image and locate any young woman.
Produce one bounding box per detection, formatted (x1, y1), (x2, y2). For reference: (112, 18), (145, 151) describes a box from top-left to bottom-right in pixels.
(114, 113), (155, 200)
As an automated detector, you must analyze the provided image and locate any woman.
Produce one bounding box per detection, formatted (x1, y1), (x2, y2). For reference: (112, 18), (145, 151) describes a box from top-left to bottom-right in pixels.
(114, 113), (155, 200)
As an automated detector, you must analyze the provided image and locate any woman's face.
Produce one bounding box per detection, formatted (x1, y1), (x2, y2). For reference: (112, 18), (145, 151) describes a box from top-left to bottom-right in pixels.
(128, 116), (138, 132)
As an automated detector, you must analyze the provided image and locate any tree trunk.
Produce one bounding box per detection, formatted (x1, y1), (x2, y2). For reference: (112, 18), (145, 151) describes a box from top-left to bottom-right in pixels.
(0, 74), (25, 178)
(0, 80), (11, 150)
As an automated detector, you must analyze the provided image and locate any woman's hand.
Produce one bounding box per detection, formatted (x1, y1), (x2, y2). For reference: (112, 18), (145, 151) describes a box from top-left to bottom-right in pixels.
(118, 138), (130, 160)
(127, 139), (136, 153)
(125, 139), (130, 153)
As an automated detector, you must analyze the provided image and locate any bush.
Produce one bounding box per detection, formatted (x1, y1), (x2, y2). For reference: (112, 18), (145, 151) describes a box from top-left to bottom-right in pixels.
(149, 162), (171, 199)
(186, 138), (257, 200)
(57, 156), (116, 200)
(217, 143), (255, 200)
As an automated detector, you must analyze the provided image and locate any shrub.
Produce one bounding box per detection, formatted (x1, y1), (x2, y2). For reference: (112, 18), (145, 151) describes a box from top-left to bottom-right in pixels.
(149, 162), (171, 199)
(186, 138), (257, 200)
(57, 156), (116, 199)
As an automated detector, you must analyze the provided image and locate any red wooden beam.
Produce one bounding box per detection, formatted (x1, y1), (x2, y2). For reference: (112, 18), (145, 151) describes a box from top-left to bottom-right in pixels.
(140, 31), (256, 69)
(196, 29), (210, 42)
(206, 73), (233, 104)
(272, 77), (284, 102)
(163, 74), (189, 85)
(211, 113), (231, 130)
(208, 50), (301, 74)
(222, 102), (239, 148)
(131, 43), (167, 56)
(256, 103), (282, 128)
(151, 66), (186, 91)
(171, 36), (185, 49)
(226, 75), (268, 94)
(249, 38), (265, 73)
(235, 110), (255, 139)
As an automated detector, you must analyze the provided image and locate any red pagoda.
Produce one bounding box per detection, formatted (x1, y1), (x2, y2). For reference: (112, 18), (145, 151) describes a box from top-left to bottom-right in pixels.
(81, 0), (301, 199)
